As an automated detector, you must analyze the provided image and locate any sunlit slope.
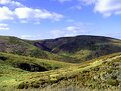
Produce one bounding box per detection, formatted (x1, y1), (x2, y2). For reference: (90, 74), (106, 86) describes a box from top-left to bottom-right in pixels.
(16, 52), (121, 90)
(0, 52), (73, 89)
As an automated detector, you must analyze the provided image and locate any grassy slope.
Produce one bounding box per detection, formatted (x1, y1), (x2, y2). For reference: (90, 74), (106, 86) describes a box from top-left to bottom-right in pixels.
(1, 52), (121, 90)
(16, 52), (121, 90)
(0, 36), (68, 62)
(1, 35), (121, 90)
(0, 52), (74, 89)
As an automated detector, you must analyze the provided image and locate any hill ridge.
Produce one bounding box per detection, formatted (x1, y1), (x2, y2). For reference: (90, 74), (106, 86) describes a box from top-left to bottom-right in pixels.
(1, 35), (121, 63)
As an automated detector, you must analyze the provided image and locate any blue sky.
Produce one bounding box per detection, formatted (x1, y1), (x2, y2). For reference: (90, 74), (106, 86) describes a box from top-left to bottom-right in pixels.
(0, 0), (121, 40)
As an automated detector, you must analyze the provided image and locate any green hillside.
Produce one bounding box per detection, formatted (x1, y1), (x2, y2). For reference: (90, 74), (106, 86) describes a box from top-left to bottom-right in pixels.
(15, 52), (121, 90)
(1, 52), (121, 90)
(1, 35), (121, 63)
(0, 52), (73, 90)
(0, 36), (44, 56)
(1, 35), (121, 90)
(33, 35), (121, 63)
(0, 36), (65, 62)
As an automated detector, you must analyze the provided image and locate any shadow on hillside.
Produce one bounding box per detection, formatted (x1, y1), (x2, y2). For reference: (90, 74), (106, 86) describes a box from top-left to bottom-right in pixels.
(17, 63), (48, 72)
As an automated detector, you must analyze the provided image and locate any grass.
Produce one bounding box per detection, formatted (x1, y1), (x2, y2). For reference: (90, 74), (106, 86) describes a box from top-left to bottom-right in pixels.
(1, 51), (121, 90)
(13, 52), (121, 90)
(0, 52), (74, 90)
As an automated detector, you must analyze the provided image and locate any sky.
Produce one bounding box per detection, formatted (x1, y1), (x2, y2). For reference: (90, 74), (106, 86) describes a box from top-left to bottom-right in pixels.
(0, 0), (121, 40)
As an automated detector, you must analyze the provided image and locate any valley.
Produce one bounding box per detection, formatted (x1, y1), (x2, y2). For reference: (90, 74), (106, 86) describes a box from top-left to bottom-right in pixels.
(1, 35), (121, 90)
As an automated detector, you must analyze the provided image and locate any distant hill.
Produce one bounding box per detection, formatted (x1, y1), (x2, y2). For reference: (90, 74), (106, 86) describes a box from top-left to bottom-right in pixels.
(1, 35), (121, 63)
(0, 36), (47, 57)
(0, 36), (63, 61)
(33, 35), (121, 62)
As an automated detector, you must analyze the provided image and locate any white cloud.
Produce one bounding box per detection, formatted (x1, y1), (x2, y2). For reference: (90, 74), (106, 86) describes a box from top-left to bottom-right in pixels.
(14, 7), (34, 19)
(94, 0), (121, 17)
(0, 6), (14, 20)
(0, 0), (23, 7)
(0, 0), (63, 22)
(0, 7), (63, 22)
(51, 27), (79, 38)
(0, 0), (11, 4)
(51, 24), (91, 38)
(20, 35), (32, 39)
(0, 23), (9, 30)
(76, 0), (121, 17)
(20, 34), (42, 39)
(79, 0), (121, 17)
(14, 7), (63, 21)
(66, 26), (79, 31)
(54, 0), (121, 17)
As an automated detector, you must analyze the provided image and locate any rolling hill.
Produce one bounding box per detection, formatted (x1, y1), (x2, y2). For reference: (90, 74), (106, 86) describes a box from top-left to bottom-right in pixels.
(0, 36), (45, 56)
(33, 35), (121, 62)
(1, 52), (121, 90)
(1, 35), (121, 63)
(0, 52), (74, 90)
(1, 35), (121, 90)
(0, 36), (64, 62)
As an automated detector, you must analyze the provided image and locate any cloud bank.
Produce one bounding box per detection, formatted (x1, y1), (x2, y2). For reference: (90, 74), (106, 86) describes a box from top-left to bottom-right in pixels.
(94, 0), (121, 17)
(0, 0), (63, 22)
(56, 0), (121, 17)
(81, 0), (121, 17)
(51, 23), (93, 38)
